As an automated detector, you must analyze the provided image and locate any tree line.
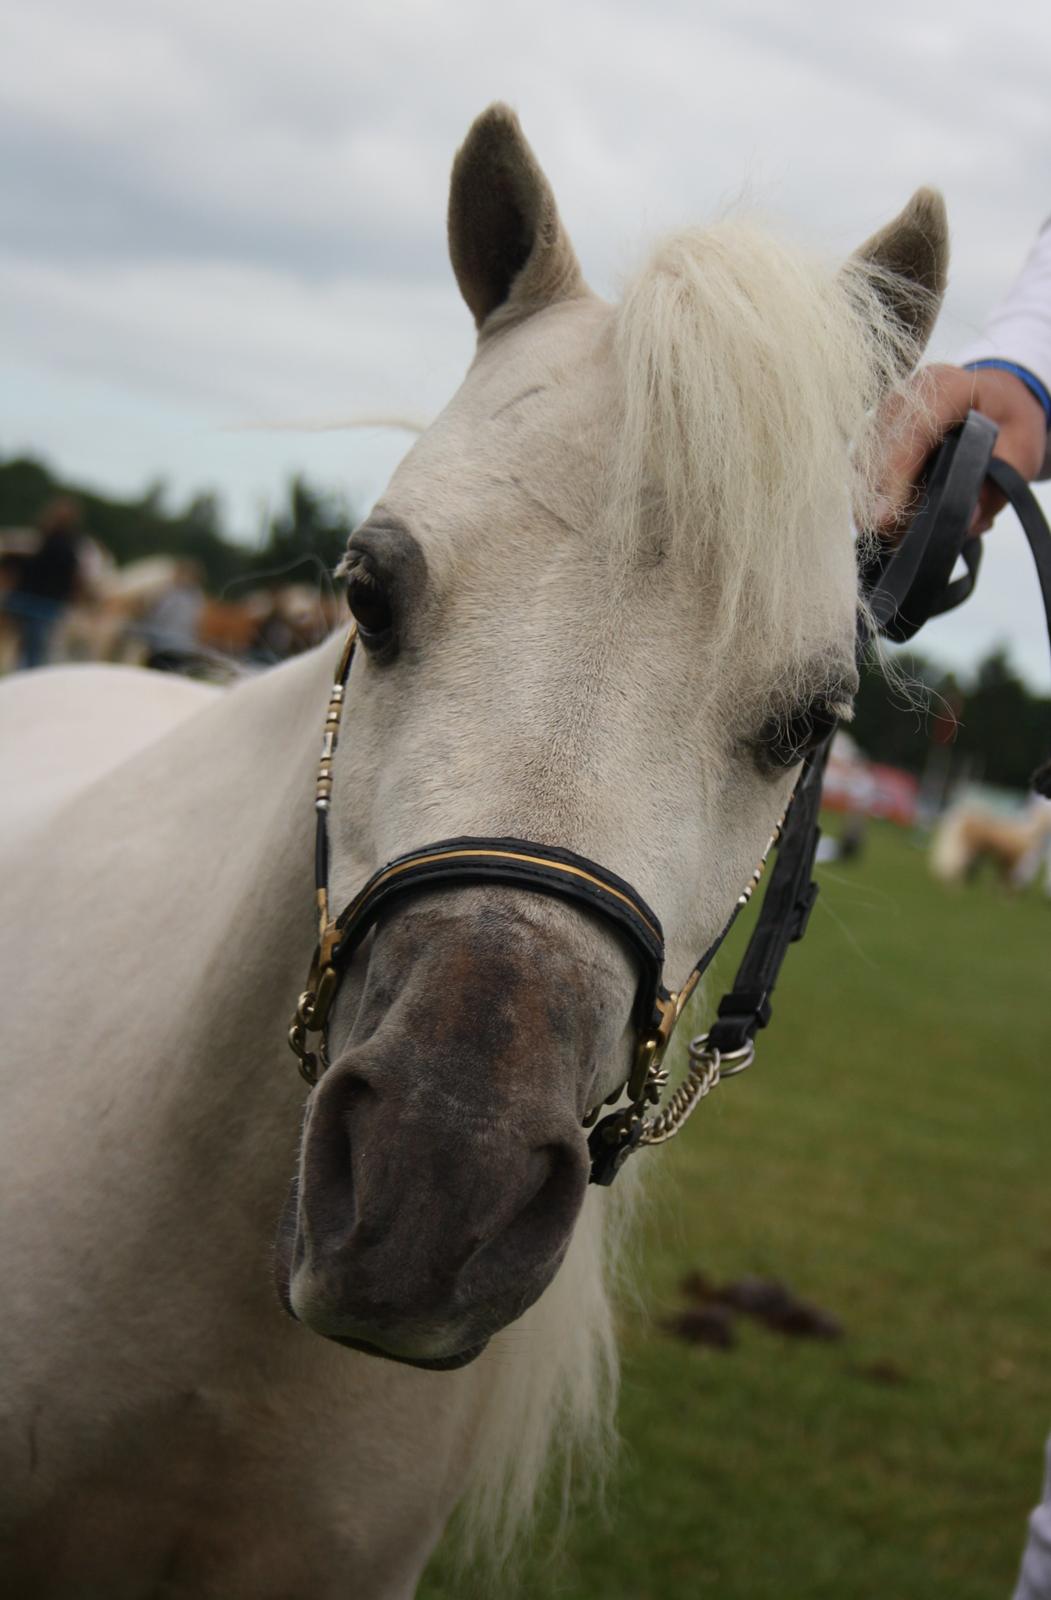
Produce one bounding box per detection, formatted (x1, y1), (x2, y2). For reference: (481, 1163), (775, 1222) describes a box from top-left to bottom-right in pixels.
(0, 453), (356, 594)
(853, 646), (1050, 793)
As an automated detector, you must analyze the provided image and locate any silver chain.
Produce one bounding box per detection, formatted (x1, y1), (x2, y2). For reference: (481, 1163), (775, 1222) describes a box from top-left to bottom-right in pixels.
(638, 1032), (755, 1147)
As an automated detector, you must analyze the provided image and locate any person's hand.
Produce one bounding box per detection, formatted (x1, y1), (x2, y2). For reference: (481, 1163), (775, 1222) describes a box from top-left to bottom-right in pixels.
(876, 362), (1048, 541)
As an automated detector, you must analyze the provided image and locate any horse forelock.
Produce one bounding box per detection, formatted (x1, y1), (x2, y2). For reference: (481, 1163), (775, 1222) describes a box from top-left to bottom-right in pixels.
(606, 218), (926, 687)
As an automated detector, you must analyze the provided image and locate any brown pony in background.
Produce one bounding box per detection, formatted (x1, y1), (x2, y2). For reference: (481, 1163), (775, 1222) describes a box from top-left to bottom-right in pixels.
(931, 799), (1051, 889)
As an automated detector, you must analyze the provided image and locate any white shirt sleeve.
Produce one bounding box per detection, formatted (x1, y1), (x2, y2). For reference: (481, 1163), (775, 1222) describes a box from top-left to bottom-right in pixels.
(957, 217), (1051, 389)
(956, 217), (1051, 478)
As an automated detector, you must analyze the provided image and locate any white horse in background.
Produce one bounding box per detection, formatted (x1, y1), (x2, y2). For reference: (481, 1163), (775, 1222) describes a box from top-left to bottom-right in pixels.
(0, 105), (947, 1598)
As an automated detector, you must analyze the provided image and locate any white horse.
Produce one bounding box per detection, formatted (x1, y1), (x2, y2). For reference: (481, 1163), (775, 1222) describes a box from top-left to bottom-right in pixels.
(0, 106), (946, 1598)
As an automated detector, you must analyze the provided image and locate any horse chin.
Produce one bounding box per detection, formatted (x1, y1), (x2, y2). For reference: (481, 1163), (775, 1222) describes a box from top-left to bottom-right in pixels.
(278, 1283), (490, 1370)
(321, 1331), (490, 1371)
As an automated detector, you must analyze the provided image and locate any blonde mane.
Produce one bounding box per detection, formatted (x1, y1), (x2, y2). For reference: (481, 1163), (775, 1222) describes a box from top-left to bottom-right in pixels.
(457, 219), (928, 1564)
(609, 220), (926, 676)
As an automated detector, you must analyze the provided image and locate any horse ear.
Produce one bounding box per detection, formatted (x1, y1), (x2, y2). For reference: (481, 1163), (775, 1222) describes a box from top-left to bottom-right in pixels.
(448, 104), (585, 334)
(851, 188), (949, 368)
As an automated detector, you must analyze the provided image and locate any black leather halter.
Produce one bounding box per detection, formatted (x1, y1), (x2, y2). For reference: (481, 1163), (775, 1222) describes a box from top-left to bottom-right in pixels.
(286, 620), (792, 1183)
(289, 410), (1051, 1185)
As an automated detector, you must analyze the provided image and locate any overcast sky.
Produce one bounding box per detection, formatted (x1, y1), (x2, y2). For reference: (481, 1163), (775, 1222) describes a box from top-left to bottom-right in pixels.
(3, 0), (1050, 683)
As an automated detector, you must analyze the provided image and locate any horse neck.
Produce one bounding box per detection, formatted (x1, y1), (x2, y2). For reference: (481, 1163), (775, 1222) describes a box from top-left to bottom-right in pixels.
(104, 637), (345, 1216)
(155, 633), (339, 934)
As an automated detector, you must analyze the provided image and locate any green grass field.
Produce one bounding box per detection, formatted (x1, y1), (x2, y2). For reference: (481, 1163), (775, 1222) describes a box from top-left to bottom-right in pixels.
(421, 819), (1051, 1600)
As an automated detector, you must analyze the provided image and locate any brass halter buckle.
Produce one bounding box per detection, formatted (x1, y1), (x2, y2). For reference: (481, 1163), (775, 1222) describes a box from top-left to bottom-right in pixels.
(288, 958), (340, 1085)
(583, 987), (684, 1185)
(288, 994), (323, 1086)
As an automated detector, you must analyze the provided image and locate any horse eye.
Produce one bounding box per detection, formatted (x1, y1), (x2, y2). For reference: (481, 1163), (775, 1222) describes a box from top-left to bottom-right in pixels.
(756, 696), (844, 772)
(344, 557), (395, 653)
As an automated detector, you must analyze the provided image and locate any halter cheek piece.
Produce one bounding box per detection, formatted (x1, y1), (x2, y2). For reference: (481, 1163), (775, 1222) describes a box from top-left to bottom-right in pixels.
(290, 412), (1051, 1186)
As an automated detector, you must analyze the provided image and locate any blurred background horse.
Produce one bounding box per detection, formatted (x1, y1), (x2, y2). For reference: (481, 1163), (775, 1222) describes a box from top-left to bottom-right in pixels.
(931, 795), (1051, 890)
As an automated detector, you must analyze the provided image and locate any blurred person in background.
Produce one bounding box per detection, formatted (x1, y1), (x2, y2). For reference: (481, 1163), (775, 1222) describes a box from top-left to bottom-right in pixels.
(880, 217), (1050, 1600)
(250, 590), (305, 665)
(2, 496), (88, 669)
(140, 558), (205, 673)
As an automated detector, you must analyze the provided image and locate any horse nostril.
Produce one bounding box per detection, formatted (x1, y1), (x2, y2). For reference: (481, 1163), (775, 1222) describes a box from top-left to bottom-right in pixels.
(523, 1143), (558, 1208)
(504, 1139), (587, 1248)
(453, 1140), (586, 1290)
(315, 1068), (369, 1150)
(303, 1066), (382, 1242)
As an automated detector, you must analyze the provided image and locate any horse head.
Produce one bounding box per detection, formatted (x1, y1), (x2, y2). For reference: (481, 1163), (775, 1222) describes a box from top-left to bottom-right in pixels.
(276, 105), (947, 1368)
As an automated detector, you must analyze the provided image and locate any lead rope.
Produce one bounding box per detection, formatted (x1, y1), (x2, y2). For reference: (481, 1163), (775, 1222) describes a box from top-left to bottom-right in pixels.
(985, 457), (1051, 796)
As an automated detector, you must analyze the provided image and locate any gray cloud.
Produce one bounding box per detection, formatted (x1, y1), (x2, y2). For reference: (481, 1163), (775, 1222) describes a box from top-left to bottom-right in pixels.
(7, 0), (1046, 293)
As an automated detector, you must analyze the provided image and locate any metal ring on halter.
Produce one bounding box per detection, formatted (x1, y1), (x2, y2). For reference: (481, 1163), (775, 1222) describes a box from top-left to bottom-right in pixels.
(689, 1032), (756, 1078)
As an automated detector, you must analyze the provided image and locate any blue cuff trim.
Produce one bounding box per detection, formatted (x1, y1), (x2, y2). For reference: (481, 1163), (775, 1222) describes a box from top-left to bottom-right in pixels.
(962, 358), (1051, 429)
